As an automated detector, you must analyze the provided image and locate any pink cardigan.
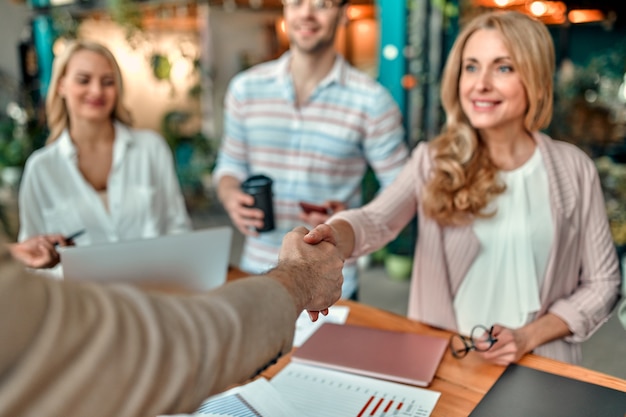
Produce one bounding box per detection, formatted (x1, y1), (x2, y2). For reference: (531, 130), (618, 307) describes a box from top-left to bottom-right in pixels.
(334, 132), (621, 364)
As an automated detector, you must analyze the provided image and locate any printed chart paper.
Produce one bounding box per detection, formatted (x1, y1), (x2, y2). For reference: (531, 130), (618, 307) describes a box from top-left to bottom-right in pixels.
(271, 363), (440, 417)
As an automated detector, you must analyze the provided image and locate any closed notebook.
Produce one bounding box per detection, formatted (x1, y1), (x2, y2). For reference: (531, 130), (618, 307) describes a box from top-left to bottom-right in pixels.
(469, 364), (626, 417)
(291, 323), (448, 387)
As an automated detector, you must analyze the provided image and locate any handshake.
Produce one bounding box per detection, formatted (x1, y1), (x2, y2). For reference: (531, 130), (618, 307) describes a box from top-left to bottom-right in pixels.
(274, 223), (348, 321)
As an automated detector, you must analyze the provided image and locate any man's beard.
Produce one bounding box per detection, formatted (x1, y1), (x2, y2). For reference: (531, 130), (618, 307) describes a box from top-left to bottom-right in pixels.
(289, 35), (336, 55)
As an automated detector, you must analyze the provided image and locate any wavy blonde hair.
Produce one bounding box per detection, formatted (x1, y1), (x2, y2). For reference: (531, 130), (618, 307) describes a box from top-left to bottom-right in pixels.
(422, 11), (555, 226)
(45, 40), (133, 144)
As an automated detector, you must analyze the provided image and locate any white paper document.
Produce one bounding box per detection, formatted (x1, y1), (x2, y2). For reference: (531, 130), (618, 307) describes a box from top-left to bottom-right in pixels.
(271, 363), (441, 417)
(162, 362), (439, 417)
(293, 305), (350, 347)
(160, 377), (300, 417)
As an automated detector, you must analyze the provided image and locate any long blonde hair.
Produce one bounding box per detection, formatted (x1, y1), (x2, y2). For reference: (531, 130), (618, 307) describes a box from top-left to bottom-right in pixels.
(422, 11), (555, 226)
(45, 40), (133, 144)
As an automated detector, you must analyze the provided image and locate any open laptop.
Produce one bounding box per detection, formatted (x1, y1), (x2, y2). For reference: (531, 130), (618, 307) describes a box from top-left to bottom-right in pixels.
(59, 226), (233, 291)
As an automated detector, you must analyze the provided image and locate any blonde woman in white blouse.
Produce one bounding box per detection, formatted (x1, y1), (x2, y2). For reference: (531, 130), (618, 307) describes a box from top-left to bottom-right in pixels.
(18, 40), (191, 273)
(304, 11), (620, 365)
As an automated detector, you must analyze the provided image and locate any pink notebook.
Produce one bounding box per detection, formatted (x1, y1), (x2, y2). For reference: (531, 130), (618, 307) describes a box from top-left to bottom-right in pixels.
(291, 323), (448, 387)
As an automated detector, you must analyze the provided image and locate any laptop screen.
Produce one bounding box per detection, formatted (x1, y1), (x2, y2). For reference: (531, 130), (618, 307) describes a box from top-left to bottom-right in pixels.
(59, 226), (233, 291)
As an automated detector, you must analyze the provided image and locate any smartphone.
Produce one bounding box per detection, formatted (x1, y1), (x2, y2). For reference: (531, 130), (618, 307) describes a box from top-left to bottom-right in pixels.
(299, 201), (329, 215)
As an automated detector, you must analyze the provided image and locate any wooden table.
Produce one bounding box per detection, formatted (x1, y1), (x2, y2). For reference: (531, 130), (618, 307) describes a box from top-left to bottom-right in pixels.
(228, 267), (626, 416)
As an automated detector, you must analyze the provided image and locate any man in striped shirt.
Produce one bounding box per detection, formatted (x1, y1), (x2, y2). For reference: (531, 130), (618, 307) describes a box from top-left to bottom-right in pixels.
(214, 0), (408, 299)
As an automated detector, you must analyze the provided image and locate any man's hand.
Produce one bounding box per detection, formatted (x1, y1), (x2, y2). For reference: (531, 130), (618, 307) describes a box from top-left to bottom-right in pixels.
(8, 234), (70, 269)
(272, 226), (344, 320)
(218, 177), (265, 237)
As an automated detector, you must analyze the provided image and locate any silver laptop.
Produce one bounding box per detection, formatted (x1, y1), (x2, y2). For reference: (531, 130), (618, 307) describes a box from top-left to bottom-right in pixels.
(59, 226), (233, 291)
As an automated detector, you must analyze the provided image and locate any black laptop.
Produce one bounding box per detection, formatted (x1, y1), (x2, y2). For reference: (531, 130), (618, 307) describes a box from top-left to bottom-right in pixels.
(469, 364), (626, 417)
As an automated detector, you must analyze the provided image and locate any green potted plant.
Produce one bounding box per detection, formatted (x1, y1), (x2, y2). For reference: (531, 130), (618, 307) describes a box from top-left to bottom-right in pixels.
(0, 102), (38, 187)
(160, 110), (217, 211)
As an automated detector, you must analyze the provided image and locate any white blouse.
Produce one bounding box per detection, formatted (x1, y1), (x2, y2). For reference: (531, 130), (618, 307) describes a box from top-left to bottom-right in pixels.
(454, 147), (554, 334)
(18, 122), (191, 266)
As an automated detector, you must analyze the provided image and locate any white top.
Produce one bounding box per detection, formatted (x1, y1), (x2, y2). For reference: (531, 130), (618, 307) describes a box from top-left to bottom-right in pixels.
(454, 147), (554, 334)
(18, 121), (191, 253)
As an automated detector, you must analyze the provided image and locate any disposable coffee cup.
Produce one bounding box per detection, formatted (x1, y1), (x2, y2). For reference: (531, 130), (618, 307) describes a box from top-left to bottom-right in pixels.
(241, 174), (275, 232)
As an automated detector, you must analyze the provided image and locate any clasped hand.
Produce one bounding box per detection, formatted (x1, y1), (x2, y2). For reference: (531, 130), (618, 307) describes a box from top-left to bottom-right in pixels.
(301, 224), (343, 320)
(278, 226), (344, 321)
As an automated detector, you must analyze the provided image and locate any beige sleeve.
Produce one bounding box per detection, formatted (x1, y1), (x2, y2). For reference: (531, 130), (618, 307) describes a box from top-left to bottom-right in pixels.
(0, 260), (297, 417)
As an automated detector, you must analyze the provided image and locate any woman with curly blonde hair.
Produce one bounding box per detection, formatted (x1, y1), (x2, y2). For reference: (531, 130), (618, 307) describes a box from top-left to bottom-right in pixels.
(306, 11), (620, 365)
(18, 40), (191, 274)
(423, 9), (554, 226)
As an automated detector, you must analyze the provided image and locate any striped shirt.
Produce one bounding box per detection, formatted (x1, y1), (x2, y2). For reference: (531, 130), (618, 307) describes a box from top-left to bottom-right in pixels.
(213, 52), (408, 297)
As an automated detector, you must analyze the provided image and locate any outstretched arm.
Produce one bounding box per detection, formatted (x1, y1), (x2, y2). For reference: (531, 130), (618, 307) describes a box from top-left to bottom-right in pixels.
(0, 226), (343, 417)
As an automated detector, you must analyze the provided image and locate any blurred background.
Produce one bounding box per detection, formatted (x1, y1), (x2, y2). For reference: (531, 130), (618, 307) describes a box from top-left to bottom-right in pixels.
(0, 0), (625, 289)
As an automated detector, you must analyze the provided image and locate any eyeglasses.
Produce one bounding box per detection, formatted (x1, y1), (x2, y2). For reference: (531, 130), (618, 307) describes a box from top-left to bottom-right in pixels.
(449, 325), (498, 359)
(282, 0), (347, 11)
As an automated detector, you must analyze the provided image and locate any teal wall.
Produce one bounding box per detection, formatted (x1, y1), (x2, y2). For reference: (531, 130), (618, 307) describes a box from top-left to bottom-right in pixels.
(376, 0), (408, 120)
(550, 24), (626, 74)
(32, 14), (56, 97)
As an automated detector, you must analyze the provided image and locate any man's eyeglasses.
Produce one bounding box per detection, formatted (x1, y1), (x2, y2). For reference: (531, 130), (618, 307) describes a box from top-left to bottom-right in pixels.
(282, 0), (348, 11)
(449, 325), (498, 359)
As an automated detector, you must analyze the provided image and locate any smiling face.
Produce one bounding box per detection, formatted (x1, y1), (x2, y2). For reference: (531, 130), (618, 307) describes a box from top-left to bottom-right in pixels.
(283, 0), (346, 56)
(459, 28), (528, 136)
(57, 49), (117, 124)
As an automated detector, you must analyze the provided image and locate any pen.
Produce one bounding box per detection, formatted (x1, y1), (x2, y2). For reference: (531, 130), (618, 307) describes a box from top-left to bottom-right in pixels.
(55, 229), (86, 247)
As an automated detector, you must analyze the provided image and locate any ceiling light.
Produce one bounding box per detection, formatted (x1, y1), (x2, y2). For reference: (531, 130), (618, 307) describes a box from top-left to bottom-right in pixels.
(529, 1), (548, 17)
(568, 9), (605, 24)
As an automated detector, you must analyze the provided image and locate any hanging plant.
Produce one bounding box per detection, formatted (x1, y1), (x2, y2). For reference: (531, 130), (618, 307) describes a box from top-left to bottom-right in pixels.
(150, 53), (172, 81)
(149, 53), (177, 96)
(107, 0), (144, 47)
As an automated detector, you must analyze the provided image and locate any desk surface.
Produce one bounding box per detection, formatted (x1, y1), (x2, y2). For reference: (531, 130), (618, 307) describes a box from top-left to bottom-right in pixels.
(215, 267), (626, 417)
